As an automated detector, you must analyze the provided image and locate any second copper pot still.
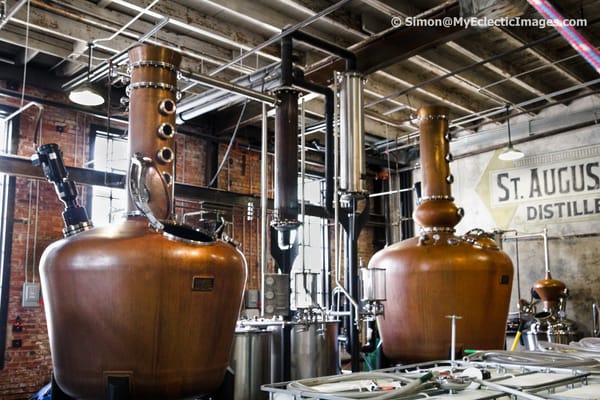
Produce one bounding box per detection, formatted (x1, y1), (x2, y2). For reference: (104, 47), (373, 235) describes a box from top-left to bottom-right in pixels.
(369, 105), (514, 363)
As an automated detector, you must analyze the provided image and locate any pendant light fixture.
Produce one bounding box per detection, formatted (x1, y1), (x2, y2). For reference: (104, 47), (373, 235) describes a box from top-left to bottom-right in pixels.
(498, 104), (524, 161)
(68, 43), (105, 106)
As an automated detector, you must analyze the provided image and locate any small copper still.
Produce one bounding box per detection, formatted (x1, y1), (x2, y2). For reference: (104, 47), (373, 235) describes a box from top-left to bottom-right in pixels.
(39, 45), (247, 399)
(533, 271), (566, 311)
(368, 105), (513, 363)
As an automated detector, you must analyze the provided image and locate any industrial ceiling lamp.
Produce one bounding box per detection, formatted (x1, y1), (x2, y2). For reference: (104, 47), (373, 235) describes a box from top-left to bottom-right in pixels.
(498, 105), (524, 161)
(69, 43), (104, 106)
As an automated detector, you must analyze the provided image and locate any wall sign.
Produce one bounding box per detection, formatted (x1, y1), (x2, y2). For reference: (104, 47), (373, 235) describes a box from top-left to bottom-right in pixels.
(477, 144), (600, 232)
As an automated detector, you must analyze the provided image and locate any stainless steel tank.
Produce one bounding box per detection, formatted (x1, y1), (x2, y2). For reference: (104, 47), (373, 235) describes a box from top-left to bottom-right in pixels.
(368, 105), (514, 363)
(39, 44), (247, 399)
(268, 324), (284, 383)
(291, 321), (339, 379)
(231, 328), (272, 400)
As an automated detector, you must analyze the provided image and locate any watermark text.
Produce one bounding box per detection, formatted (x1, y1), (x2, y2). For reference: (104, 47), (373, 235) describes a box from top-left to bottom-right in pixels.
(391, 16), (588, 29)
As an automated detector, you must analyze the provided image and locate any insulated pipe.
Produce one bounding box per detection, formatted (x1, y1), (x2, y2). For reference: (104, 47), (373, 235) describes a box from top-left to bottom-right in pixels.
(339, 72), (366, 193)
(273, 34), (299, 225)
(273, 88), (299, 224)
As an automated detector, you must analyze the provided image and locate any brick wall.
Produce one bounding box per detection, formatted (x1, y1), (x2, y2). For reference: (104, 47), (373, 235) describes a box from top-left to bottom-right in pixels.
(0, 82), (74, 399)
(1, 179), (58, 400)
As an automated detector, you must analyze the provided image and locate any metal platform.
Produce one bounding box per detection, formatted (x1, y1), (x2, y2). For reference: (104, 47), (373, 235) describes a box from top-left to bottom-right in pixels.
(262, 351), (600, 400)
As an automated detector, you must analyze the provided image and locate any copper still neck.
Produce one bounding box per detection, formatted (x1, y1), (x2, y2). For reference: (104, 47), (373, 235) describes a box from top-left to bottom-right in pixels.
(126, 45), (181, 220)
(413, 106), (463, 231)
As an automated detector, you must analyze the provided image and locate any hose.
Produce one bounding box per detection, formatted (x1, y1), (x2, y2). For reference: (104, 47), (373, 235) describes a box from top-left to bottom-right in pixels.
(464, 349), (599, 368)
(286, 371), (433, 399)
(474, 379), (548, 400)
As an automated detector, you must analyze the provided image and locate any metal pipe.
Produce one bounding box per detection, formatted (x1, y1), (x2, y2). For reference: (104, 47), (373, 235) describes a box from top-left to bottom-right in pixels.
(177, 63), (280, 113)
(138, 17), (170, 43)
(0, 0), (27, 31)
(374, 81), (600, 156)
(542, 227), (549, 275)
(260, 103), (268, 317)
(292, 77), (334, 215)
(346, 224), (360, 372)
(300, 97), (307, 301)
(364, 24), (587, 109)
(92, 0), (159, 46)
(110, 0), (279, 64)
(180, 73), (278, 108)
(208, 0), (354, 77)
(369, 187), (413, 198)
(331, 286), (359, 314)
(502, 229), (550, 277)
(475, 379), (548, 400)
(0, 101), (43, 123)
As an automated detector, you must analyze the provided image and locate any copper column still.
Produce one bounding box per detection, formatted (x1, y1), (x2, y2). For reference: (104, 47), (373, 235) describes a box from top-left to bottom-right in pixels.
(368, 105), (513, 363)
(39, 44), (247, 399)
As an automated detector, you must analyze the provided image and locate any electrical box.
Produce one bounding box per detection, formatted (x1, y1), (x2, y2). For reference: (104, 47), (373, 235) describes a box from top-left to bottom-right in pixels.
(22, 282), (41, 307)
(263, 273), (289, 317)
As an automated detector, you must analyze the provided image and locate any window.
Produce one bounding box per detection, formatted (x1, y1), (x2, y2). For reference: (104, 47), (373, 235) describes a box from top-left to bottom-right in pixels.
(290, 177), (329, 310)
(88, 124), (127, 226)
(0, 106), (17, 369)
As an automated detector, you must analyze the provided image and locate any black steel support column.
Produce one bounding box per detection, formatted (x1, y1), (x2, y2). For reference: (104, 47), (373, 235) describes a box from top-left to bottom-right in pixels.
(339, 195), (370, 372)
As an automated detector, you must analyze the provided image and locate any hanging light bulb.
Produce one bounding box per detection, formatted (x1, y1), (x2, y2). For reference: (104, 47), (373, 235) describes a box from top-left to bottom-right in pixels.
(69, 43), (105, 107)
(498, 105), (524, 161)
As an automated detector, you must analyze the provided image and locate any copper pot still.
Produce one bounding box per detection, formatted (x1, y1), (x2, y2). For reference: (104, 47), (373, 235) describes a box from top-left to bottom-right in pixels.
(40, 45), (247, 399)
(368, 106), (513, 363)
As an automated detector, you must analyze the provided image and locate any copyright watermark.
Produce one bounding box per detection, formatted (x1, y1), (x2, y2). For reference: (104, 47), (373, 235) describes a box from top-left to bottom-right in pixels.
(391, 16), (588, 29)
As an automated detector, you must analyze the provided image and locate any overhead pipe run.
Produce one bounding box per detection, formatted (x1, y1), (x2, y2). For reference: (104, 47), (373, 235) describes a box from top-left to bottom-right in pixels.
(0, 0), (27, 31)
(208, 0), (354, 77)
(176, 64), (281, 122)
(178, 72), (278, 112)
